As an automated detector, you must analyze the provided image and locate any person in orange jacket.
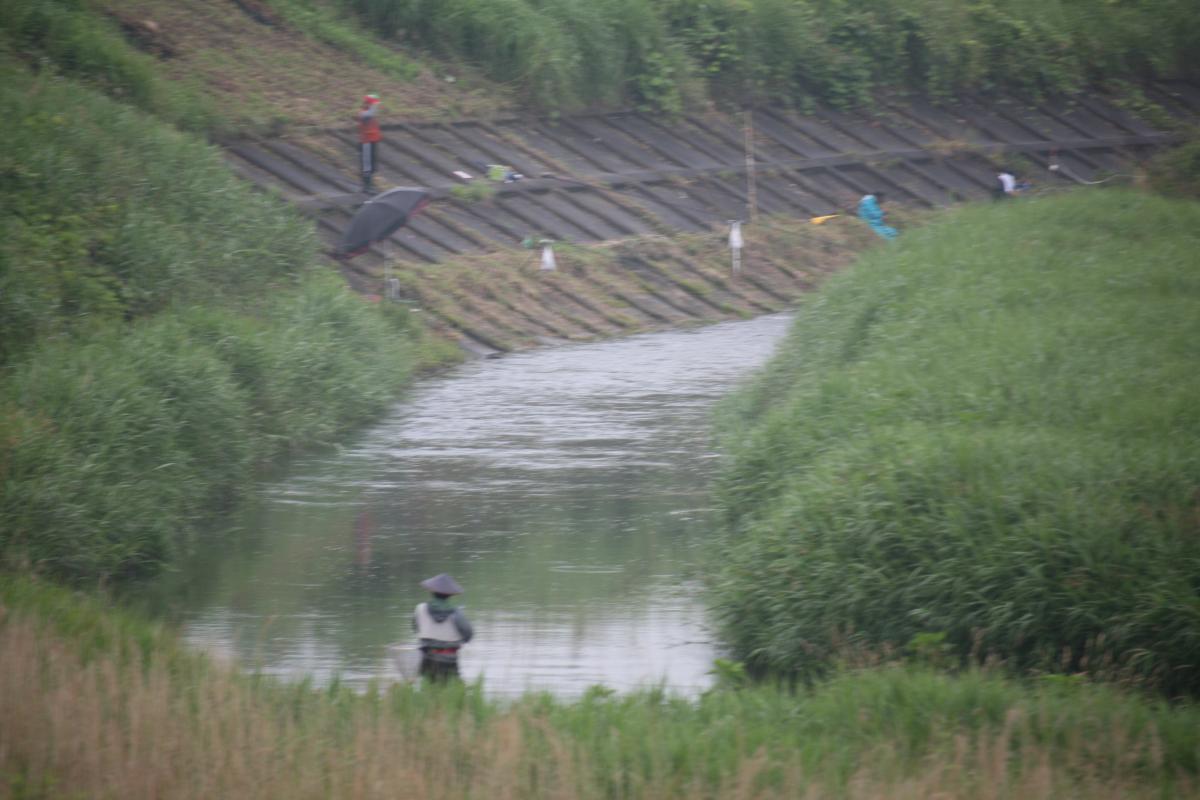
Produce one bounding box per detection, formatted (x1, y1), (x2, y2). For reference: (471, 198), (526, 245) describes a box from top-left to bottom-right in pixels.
(356, 93), (382, 194)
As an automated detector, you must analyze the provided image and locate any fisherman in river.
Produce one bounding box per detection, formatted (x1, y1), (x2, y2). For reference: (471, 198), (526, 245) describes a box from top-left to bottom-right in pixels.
(413, 573), (474, 682)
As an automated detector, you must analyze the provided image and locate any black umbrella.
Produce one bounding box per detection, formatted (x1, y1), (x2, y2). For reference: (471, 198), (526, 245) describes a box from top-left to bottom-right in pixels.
(335, 187), (430, 259)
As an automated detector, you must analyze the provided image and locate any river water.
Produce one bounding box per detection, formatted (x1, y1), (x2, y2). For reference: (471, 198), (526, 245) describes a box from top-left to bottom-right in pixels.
(152, 313), (793, 698)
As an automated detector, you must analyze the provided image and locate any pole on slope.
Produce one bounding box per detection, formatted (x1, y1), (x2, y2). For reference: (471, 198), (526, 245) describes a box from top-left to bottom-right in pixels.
(743, 109), (758, 224)
(728, 220), (744, 274)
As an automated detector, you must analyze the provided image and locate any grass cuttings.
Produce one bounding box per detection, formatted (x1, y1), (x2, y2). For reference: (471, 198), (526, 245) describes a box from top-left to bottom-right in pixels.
(2, 575), (1198, 799)
(711, 189), (1200, 695)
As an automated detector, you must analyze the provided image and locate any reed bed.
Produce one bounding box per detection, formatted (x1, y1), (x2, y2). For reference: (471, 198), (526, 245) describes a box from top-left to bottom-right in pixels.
(2, 577), (1198, 799)
(0, 64), (314, 361)
(335, 0), (1198, 112)
(711, 189), (1200, 694)
(0, 61), (449, 581)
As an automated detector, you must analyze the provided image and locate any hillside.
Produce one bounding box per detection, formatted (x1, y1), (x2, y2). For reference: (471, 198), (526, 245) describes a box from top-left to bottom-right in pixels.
(90, 0), (515, 129)
(0, 4), (461, 580)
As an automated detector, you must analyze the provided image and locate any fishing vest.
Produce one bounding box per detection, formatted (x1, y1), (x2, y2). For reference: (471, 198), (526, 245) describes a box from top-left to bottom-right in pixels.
(358, 110), (381, 143)
(414, 603), (463, 643)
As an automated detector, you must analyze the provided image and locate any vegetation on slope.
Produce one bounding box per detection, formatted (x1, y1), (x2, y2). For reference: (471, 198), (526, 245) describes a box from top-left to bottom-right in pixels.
(4, 575), (1199, 799)
(1147, 133), (1200, 200)
(0, 58), (457, 581)
(1, 0), (513, 134)
(336, 0), (1199, 112)
(0, 65), (315, 361)
(0, 0), (218, 130)
(710, 189), (1200, 695)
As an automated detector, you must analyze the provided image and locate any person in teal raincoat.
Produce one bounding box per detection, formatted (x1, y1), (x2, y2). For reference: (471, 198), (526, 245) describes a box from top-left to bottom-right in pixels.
(857, 192), (898, 240)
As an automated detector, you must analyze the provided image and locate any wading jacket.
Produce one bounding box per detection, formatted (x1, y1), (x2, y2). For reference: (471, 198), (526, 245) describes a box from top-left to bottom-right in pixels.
(413, 601), (473, 663)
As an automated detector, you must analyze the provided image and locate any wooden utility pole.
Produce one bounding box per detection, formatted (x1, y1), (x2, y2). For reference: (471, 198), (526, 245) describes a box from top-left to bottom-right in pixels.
(743, 109), (758, 223)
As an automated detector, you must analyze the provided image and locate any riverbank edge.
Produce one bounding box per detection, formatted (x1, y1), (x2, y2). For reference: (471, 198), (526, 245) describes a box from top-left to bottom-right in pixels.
(370, 210), (890, 357)
(709, 187), (1200, 695)
(4, 572), (1198, 798)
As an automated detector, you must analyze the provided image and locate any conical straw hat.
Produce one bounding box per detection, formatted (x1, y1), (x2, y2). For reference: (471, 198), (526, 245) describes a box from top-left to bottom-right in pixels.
(420, 573), (464, 595)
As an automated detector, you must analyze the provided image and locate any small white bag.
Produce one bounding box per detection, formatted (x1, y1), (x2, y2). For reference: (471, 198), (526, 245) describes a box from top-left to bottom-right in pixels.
(388, 644), (422, 681)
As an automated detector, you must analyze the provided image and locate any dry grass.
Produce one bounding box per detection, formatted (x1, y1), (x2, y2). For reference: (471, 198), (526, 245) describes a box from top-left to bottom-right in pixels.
(3, 599), (1195, 800)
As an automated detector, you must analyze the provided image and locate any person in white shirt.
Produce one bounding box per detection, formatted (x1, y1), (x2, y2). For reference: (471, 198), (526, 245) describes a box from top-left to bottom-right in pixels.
(995, 171), (1018, 199)
(412, 573), (474, 681)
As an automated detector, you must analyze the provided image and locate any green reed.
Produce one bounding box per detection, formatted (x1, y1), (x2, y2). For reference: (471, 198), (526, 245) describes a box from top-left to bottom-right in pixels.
(0, 277), (419, 581)
(334, 0), (1198, 112)
(0, 64), (315, 361)
(711, 189), (1200, 695)
(0, 62), (442, 581)
(3, 575), (1199, 798)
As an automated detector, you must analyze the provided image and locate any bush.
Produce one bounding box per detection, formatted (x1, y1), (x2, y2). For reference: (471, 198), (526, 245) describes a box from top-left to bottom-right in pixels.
(1147, 133), (1200, 200)
(710, 190), (1200, 694)
(0, 320), (252, 579)
(334, 0), (1199, 112)
(1, 275), (418, 581)
(0, 65), (314, 362)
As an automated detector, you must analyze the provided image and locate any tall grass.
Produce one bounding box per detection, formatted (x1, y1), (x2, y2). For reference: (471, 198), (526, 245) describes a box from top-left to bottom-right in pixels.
(0, 274), (421, 581)
(1147, 134), (1200, 200)
(0, 64), (315, 362)
(267, 0), (422, 83)
(334, 0), (1198, 112)
(339, 0), (699, 111)
(0, 61), (447, 581)
(3, 576), (1198, 798)
(710, 189), (1200, 695)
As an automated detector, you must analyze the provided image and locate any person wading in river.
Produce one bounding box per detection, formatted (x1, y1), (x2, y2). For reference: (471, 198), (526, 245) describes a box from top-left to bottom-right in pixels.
(412, 573), (474, 682)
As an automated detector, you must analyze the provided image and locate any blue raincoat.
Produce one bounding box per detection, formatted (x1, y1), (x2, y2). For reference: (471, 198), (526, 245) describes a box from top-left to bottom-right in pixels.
(857, 194), (898, 240)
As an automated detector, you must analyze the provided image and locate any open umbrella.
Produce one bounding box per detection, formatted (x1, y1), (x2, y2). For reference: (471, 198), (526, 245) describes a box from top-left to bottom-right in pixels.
(335, 187), (429, 259)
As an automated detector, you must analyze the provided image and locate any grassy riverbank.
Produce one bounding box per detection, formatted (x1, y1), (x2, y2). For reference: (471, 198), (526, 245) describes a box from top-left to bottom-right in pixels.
(3, 575), (1198, 799)
(711, 189), (1200, 695)
(0, 60), (458, 581)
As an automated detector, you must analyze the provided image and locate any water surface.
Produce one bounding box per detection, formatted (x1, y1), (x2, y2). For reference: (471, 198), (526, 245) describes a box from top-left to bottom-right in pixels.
(155, 313), (792, 698)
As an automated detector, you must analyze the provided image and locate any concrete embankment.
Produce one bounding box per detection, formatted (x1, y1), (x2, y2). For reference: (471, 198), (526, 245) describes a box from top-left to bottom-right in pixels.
(223, 83), (1200, 353)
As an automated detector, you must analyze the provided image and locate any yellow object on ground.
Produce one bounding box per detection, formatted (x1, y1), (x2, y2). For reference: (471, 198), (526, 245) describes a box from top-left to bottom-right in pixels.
(810, 214), (841, 225)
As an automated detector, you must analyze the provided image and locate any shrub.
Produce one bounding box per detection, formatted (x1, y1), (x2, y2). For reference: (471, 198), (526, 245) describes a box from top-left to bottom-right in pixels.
(0, 65), (314, 362)
(333, 0), (1199, 112)
(0, 0), (215, 130)
(1, 276), (418, 581)
(1147, 133), (1200, 200)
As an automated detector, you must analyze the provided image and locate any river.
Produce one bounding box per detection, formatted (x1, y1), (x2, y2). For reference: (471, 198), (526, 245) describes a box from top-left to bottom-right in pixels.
(151, 312), (793, 698)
